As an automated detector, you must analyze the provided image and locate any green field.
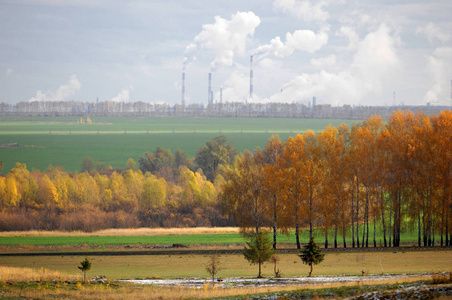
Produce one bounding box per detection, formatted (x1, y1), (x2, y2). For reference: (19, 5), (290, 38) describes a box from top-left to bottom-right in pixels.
(0, 227), (436, 247)
(0, 116), (356, 173)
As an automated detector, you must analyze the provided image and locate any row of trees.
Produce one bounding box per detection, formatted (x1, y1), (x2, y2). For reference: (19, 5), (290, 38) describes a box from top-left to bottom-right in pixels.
(222, 110), (452, 248)
(1, 100), (447, 120)
(0, 162), (226, 231)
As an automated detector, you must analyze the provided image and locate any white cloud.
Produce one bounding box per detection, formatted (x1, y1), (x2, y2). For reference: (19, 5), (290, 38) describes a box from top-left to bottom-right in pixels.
(273, 0), (329, 22)
(416, 22), (450, 44)
(253, 27), (329, 59)
(29, 75), (81, 102)
(5, 68), (13, 75)
(424, 47), (452, 104)
(310, 55), (336, 69)
(267, 24), (400, 105)
(183, 11), (261, 71)
(337, 26), (359, 50)
(111, 86), (131, 102)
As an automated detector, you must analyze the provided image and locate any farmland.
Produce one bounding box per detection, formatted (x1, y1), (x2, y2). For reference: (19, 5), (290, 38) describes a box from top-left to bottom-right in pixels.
(0, 116), (356, 173)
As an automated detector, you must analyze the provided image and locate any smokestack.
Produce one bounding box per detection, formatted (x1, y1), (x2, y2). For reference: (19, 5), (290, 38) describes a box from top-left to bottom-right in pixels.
(220, 85), (223, 103)
(312, 96), (316, 107)
(208, 72), (212, 105)
(249, 55), (253, 101)
(181, 72), (185, 106)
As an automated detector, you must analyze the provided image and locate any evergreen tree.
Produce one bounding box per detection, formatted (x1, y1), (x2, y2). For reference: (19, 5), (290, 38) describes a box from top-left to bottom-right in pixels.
(78, 257), (92, 283)
(243, 232), (275, 278)
(298, 237), (325, 277)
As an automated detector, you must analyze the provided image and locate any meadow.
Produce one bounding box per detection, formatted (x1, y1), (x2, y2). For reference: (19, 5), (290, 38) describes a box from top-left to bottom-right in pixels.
(0, 251), (450, 279)
(0, 116), (356, 172)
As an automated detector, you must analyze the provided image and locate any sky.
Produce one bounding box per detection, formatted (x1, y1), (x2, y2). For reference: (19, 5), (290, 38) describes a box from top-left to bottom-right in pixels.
(0, 0), (451, 107)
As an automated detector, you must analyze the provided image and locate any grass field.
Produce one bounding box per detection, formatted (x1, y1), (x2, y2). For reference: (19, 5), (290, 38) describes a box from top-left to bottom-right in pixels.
(0, 226), (440, 248)
(0, 251), (450, 279)
(0, 116), (356, 172)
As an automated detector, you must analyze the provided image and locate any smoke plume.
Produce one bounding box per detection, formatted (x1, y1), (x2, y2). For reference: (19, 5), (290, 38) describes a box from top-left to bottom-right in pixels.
(29, 75), (81, 102)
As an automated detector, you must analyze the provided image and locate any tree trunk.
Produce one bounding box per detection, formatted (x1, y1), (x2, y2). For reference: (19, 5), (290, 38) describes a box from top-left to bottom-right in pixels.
(373, 216), (376, 248)
(258, 261), (262, 278)
(325, 229), (328, 249)
(334, 226), (338, 249)
(309, 262), (313, 277)
(295, 224), (301, 250)
(351, 185), (355, 248)
(273, 196), (277, 250)
(381, 191), (387, 247)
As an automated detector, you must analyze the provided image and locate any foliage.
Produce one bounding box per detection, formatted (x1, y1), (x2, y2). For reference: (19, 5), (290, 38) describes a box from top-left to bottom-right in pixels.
(195, 135), (239, 181)
(78, 257), (91, 283)
(243, 232), (275, 278)
(299, 237), (325, 277)
(80, 156), (94, 173)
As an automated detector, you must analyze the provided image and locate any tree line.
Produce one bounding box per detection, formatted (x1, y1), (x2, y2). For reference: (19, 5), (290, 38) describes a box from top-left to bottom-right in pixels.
(222, 109), (452, 248)
(0, 136), (238, 231)
(1, 109), (451, 249)
(1, 99), (447, 120)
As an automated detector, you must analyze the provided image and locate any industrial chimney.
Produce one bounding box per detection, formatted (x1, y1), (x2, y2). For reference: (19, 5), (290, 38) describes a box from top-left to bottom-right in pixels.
(220, 85), (223, 103)
(249, 55), (254, 102)
(208, 72), (212, 105)
(181, 72), (185, 106)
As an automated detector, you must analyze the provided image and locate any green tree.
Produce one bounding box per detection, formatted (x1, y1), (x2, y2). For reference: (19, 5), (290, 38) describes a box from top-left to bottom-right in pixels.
(243, 232), (275, 278)
(139, 147), (174, 174)
(195, 135), (238, 181)
(78, 257), (92, 283)
(298, 237), (325, 277)
(81, 156), (94, 173)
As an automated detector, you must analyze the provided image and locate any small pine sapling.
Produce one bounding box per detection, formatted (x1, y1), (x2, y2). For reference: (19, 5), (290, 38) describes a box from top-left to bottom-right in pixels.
(243, 232), (275, 278)
(298, 237), (325, 277)
(78, 257), (91, 283)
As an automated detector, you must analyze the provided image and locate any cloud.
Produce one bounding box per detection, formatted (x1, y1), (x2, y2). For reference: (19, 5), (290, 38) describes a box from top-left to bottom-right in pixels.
(416, 22), (450, 44)
(337, 26), (359, 50)
(29, 75), (81, 102)
(267, 24), (400, 105)
(253, 27), (329, 59)
(111, 86), (131, 102)
(5, 68), (13, 75)
(183, 11), (261, 71)
(310, 55), (336, 69)
(273, 0), (329, 22)
(424, 47), (452, 104)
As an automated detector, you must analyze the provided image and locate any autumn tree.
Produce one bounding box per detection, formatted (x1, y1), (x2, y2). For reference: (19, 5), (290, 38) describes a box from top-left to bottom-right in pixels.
(262, 135), (285, 249)
(205, 254), (222, 283)
(222, 150), (268, 235)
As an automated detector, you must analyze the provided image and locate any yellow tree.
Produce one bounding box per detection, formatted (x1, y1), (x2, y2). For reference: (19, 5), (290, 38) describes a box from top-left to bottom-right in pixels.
(279, 134), (308, 249)
(262, 135), (285, 249)
(221, 150), (268, 235)
(316, 125), (348, 248)
(431, 110), (452, 246)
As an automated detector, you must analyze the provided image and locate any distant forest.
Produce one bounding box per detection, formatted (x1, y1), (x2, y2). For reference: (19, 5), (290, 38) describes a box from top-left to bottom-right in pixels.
(0, 100), (449, 120)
